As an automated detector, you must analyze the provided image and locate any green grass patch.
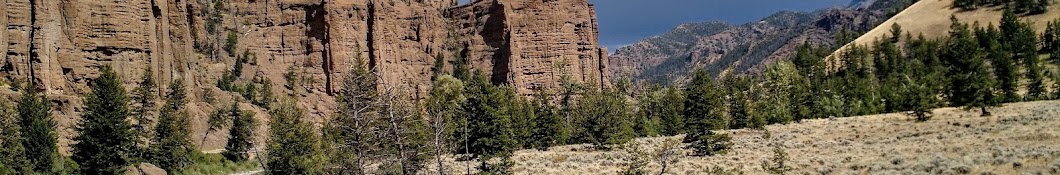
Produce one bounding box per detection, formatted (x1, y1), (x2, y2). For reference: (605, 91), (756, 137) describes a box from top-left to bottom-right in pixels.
(175, 151), (260, 175)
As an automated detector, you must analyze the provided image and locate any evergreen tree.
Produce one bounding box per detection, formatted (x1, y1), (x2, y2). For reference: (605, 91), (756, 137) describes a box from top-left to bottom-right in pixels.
(903, 37), (944, 121)
(18, 86), (58, 173)
(1016, 25), (1047, 100)
(981, 24), (1021, 102)
(1016, 0), (1036, 13)
(890, 23), (903, 43)
(725, 77), (754, 129)
(1047, 20), (1060, 64)
(876, 39), (906, 113)
(790, 44), (822, 122)
(528, 90), (567, 150)
(0, 96), (27, 173)
(577, 87), (635, 148)
(683, 69), (731, 156)
(650, 86), (687, 136)
(943, 17), (999, 116)
(462, 71), (516, 173)
(253, 75), (275, 108)
(152, 80), (193, 171)
(1034, 0), (1050, 14)
(901, 74), (939, 121)
(202, 103), (231, 148)
(954, 0), (978, 10)
(223, 106), (256, 162)
(72, 65), (136, 174)
(266, 98), (325, 175)
(130, 68), (158, 162)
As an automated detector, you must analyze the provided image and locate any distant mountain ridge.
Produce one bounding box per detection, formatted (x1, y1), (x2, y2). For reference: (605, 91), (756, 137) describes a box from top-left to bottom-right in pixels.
(608, 0), (916, 84)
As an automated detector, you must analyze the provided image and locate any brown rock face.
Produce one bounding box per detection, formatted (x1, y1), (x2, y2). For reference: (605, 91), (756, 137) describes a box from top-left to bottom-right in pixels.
(447, 0), (609, 96)
(0, 0), (607, 151)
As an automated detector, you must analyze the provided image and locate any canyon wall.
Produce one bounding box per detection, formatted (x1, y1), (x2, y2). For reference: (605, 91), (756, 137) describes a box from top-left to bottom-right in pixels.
(0, 0), (608, 151)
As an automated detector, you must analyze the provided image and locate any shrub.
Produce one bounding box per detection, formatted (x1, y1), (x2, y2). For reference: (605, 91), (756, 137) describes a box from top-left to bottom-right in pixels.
(761, 145), (792, 174)
(226, 31), (239, 57)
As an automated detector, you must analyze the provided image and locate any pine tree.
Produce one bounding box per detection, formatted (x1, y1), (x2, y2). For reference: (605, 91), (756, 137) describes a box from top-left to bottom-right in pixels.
(683, 69), (731, 156)
(902, 74), (939, 121)
(725, 77), (755, 129)
(0, 94), (28, 173)
(943, 17), (999, 116)
(266, 98), (325, 175)
(890, 23), (903, 43)
(130, 68), (158, 163)
(790, 44), (822, 122)
(223, 107), (256, 162)
(529, 90), (567, 150)
(253, 75), (275, 108)
(1016, 25), (1047, 100)
(72, 65), (136, 174)
(462, 71), (517, 173)
(1016, 0), (1036, 13)
(152, 79), (193, 171)
(654, 86), (687, 136)
(578, 87), (635, 149)
(1033, 0), (1050, 14)
(981, 24), (1021, 102)
(509, 96), (536, 149)
(201, 103), (231, 148)
(18, 86), (58, 173)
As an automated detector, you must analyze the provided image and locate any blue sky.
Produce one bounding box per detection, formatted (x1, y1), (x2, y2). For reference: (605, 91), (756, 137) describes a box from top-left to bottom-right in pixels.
(457, 0), (853, 50)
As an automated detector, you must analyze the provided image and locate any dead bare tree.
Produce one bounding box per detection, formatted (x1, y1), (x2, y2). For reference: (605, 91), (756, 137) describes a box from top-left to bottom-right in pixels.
(378, 82), (427, 175)
(654, 138), (683, 175)
(327, 57), (380, 174)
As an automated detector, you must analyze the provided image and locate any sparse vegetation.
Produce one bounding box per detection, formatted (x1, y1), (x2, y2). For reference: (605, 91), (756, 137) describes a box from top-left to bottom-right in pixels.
(761, 144), (792, 174)
(175, 151), (258, 175)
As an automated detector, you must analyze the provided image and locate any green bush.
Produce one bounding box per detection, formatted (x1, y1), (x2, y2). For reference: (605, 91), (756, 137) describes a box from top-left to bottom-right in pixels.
(226, 31), (239, 57)
(175, 151), (259, 175)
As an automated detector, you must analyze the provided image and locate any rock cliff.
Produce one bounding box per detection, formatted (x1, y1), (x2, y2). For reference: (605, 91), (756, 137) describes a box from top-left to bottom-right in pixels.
(0, 0), (608, 152)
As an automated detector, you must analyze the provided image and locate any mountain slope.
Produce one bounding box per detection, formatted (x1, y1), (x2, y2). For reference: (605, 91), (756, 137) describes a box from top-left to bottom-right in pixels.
(609, 0), (916, 84)
(833, 0), (1060, 58)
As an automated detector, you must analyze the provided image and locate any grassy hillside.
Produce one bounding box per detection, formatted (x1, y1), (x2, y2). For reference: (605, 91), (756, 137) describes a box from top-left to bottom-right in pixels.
(834, 0), (1060, 57)
(429, 100), (1060, 174)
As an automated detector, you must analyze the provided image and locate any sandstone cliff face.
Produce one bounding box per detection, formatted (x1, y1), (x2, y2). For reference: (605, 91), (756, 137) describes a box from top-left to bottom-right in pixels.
(0, 0), (607, 152)
(447, 0), (609, 96)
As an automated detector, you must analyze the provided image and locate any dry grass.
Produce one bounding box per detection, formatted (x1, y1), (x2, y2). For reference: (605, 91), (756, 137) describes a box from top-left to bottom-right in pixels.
(428, 100), (1060, 174)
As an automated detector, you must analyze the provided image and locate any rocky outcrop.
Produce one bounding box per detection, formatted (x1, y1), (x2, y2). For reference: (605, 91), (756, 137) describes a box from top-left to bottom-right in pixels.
(0, 0), (607, 152)
(447, 0), (609, 96)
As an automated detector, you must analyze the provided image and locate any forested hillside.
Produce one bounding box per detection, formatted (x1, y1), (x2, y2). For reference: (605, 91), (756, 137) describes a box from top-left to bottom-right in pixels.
(609, 0), (918, 84)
